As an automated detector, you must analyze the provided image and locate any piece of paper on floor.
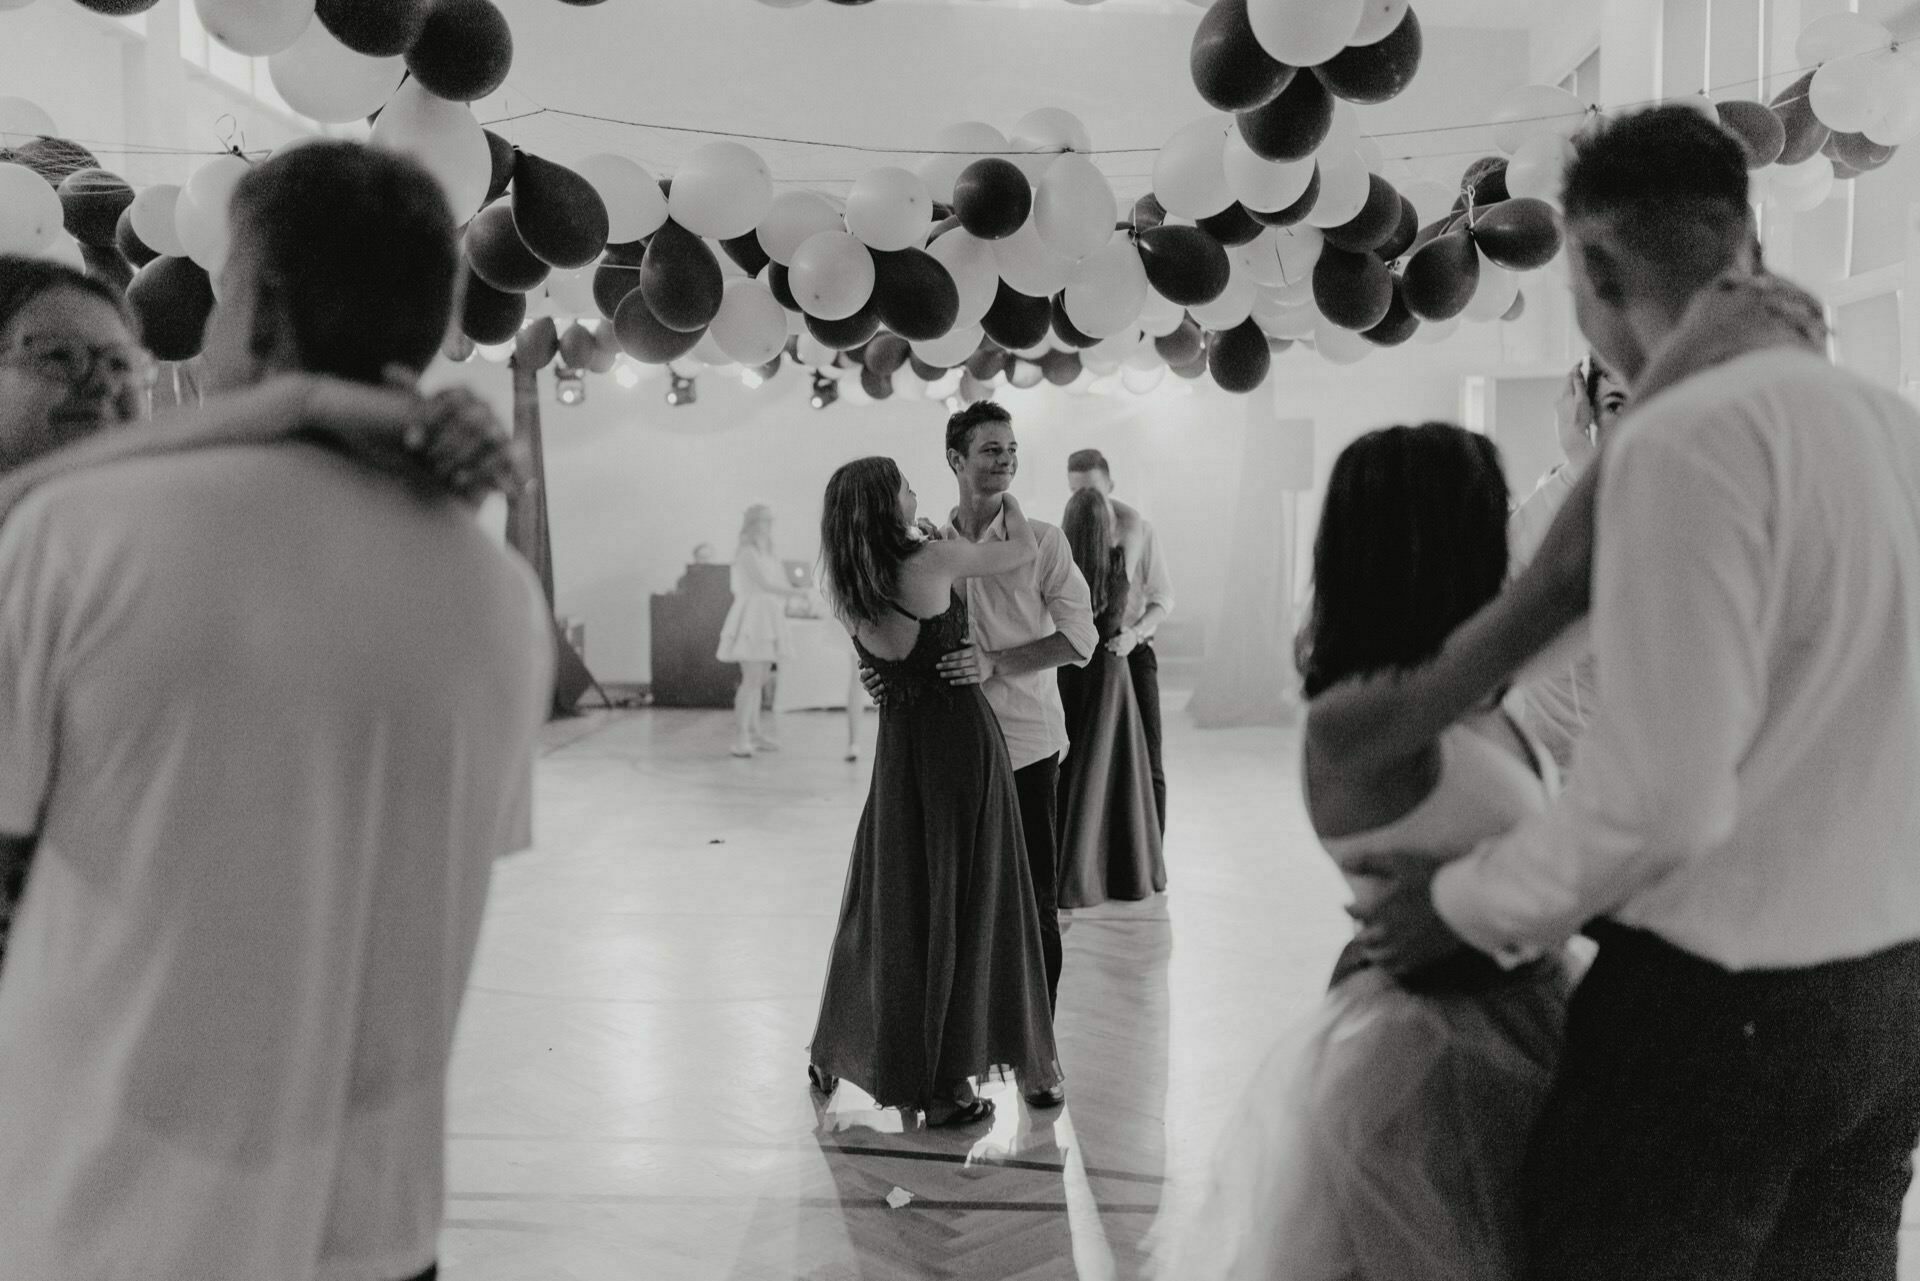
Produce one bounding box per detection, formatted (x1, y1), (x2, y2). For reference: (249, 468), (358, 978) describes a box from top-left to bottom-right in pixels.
(886, 1187), (914, 1209)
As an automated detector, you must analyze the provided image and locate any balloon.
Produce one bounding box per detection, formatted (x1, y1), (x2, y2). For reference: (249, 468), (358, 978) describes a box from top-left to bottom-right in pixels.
(864, 333), (910, 376)
(639, 220), (724, 332)
(1246, 0), (1362, 68)
(1236, 70), (1334, 162)
(1223, 130), (1316, 213)
(917, 122), (1009, 206)
(1360, 277), (1417, 345)
(175, 153), (249, 274)
(1321, 173), (1400, 251)
(1461, 251), (1519, 322)
(316, 0), (428, 56)
(752, 193), (834, 269)
(1470, 198), (1562, 270)
(1196, 202), (1264, 247)
(1137, 224), (1231, 307)
(370, 79), (491, 222)
(460, 271), (526, 344)
(788, 230), (875, 321)
(669, 142), (774, 241)
(1402, 231), (1478, 321)
(952, 158), (1031, 241)
(720, 232), (770, 277)
(1770, 72), (1831, 166)
(805, 304), (879, 351)
(926, 227), (999, 327)
(1034, 154), (1116, 260)
(1040, 349), (1083, 386)
(1248, 164), (1320, 226)
(1208, 317), (1270, 392)
(0, 97), (57, 143)
(762, 261), (800, 311)
(870, 247), (959, 341)
(512, 153), (608, 270)
(1490, 83), (1588, 155)
(1500, 290), (1526, 322)
(1063, 240), (1149, 338)
(1795, 13), (1892, 66)
(1715, 100), (1786, 168)
(1313, 315), (1374, 363)
(1414, 315), (1458, 344)
(572, 154), (668, 244)
(1314, 8), (1422, 105)
(1505, 132), (1573, 204)
(1124, 363), (1169, 393)
(1131, 192), (1168, 232)
(981, 281), (1052, 351)
(1009, 108), (1093, 183)
(114, 207), (156, 268)
(994, 220), (1075, 297)
(613, 288), (703, 364)
(859, 365), (894, 399)
(1312, 245), (1391, 329)
(965, 345), (1009, 381)
(556, 320), (596, 370)
(9, 137), (99, 187)
(466, 202), (549, 292)
(515, 315), (559, 369)
(1189, 253), (1256, 328)
(1190, 0), (1297, 113)
(1350, 0), (1409, 45)
(1305, 149), (1371, 229)
(194, 0), (315, 57)
(546, 265), (599, 318)
(56, 169), (132, 249)
(268, 17), (403, 123)
(443, 330), (476, 362)
(1154, 117), (1236, 219)
(403, 0), (512, 101)
(913, 323), (985, 370)
(1240, 223), (1319, 286)
(1256, 297), (1321, 339)
(1137, 287), (1185, 336)
(1458, 156), (1510, 208)
(1375, 197), (1419, 261)
(127, 256), (214, 360)
(846, 166), (931, 252)
(1809, 54), (1889, 134)
(1154, 317), (1205, 366)
(1768, 154), (1835, 212)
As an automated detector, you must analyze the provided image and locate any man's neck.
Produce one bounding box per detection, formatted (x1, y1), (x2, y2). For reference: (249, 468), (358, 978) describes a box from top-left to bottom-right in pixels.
(952, 488), (1005, 540)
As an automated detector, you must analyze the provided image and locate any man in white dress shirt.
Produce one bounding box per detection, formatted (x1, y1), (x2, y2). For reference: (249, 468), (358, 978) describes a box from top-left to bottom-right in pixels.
(1355, 107), (1920, 1278)
(1067, 448), (1176, 835)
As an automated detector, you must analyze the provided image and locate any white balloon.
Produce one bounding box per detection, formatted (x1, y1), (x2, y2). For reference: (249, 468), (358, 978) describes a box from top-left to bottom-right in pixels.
(913, 323), (984, 369)
(176, 153), (251, 274)
(268, 18), (401, 123)
(1349, 0), (1410, 44)
(1313, 316), (1373, 363)
(994, 220), (1074, 297)
(1810, 54), (1890, 134)
(370, 79), (491, 223)
(1122, 341), (1164, 371)
(1795, 13), (1892, 67)
(1414, 316), (1459, 344)
(1154, 116), (1235, 219)
(793, 333), (834, 370)
(1400, 179), (1457, 225)
(757, 191), (841, 266)
(195, 0), (315, 57)
(1122, 364), (1167, 395)
(41, 232), (84, 269)
(1506, 132), (1574, 206)
(0, 163), (61, 255)
(1009, 108), (1093, 183)
(0, 97), (55, 144)
(129, 184), (186, 258)
(1461, 251), (1519, 322)
(1258, 299), (1321, 339)
(1247, 0), (1363, 68)
(845, 166), (931, 253)
(1489, 83), (1589, 155)
(927, 227), (999, 327)
(1137, 287), (1185, 336)
(1190, 256), (1257, 330)
(1305, 149), (1370, 228)
(1223, 128), (1316, 212)
(669, 142), (774, 241)
(710, 279), (788, 367)
(1270, 275), (1315, 305)
(1034, 154), (1116, 260)
(1063, 240), (1148, 338)
(571, 154), (667, 244)
(1769, 155), (1835, 212)
(917, 122), (1009, 206)
(1091, 328), (1146, 362)
(788, 230), (875, 321)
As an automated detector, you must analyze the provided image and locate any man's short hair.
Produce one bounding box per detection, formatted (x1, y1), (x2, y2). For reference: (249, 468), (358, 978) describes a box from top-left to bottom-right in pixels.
(1561, 106), (1752, 304)
(946, 400), (1012, 457)
(1066, 448), (1109, 477)
(229, 140), (459, 383)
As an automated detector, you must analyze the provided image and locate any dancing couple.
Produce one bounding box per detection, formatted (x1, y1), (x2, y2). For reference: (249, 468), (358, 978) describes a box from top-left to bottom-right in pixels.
(1164, 104), (1920, 1281)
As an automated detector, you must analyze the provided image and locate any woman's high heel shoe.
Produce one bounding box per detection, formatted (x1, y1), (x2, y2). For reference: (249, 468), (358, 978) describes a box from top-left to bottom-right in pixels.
(808, 1064), (837, 1096)
(923, 1097), (994, 1128)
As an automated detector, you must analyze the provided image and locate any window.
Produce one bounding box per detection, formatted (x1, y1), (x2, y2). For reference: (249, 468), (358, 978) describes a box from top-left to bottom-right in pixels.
(1560, 49), (1601, 102)
(176, 4), (301, 119)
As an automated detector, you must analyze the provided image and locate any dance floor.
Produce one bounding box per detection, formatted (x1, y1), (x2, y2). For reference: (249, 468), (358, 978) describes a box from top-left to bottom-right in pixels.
(437, 699), (1920, 1280)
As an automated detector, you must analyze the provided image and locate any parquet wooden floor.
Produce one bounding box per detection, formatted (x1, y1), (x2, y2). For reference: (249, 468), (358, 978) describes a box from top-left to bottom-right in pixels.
(437, 700), (1920, 1280)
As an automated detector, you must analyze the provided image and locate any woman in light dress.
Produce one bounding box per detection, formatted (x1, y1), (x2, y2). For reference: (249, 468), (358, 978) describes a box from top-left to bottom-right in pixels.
(718, 503), (810, 757)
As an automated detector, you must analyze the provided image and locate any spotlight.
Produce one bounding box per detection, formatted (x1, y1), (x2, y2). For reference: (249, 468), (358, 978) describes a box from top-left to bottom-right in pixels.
(613, 362), (641, 390)
(555, 367), (585, 405)
(809, 371), (838, 410)
(666, 373), (697, 407)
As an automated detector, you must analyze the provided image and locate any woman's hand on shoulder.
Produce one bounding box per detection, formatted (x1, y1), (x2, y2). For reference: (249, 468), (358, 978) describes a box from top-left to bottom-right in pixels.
(294, 366), (528, 504)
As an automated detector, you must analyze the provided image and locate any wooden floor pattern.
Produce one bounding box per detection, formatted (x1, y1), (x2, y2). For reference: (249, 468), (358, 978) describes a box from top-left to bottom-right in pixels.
(438, 700), (1920, 1280)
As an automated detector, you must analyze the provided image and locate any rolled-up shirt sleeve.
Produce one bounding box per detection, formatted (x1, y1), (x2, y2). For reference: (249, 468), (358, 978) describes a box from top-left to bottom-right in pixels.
(1432, 421), (1770, 958)
(1139, 522), (1176, 618)
(1037, 525), (1098, 663)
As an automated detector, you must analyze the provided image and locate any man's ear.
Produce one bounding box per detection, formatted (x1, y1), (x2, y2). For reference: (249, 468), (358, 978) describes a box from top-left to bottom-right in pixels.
(946, 448), (962, 475)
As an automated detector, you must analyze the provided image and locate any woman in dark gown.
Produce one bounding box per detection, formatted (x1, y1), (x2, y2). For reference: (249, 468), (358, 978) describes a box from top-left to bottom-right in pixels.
(807, 457), (1061, 1127)
(1055, 488), (1165, 909)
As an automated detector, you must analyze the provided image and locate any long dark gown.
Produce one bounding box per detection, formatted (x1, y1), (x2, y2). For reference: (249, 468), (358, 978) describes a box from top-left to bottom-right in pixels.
(1055, 553), (1165, 909)
(808, 592), (1061, 1109)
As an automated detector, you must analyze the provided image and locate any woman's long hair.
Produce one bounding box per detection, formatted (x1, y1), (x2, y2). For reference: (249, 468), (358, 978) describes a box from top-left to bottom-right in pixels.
(1296, 422), (1509, 698)
(819, 457), (919, 627)
(1062, 487), (1118, 620)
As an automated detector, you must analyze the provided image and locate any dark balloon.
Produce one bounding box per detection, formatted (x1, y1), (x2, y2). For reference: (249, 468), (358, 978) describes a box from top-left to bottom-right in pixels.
(1171, 353), (1209, 380)
(806, 305), (881, 350)
(1500, 290), (1527, 323)
(558, 320), (597, 370)
(1469, 198), (1562, 271)
(613, 288), (702, 364)
(964, 344), (1009, 381)
(514, 315), (559, 369)
(460, 270), (527, 344)
(512, 153), (608, 269)
(871, 248), (961, 342)
(1208, 318), (1270, 393)
(1770, 72), (1830, 167)
(1314, 7), (1422, 104)
(589, 318), (620, 372)
(74, 0), (159, 11)
(1197, 201), (1264, 247)
(927, 214), (962, 242)
(1322, 174), (1402, 252)
(1313, 245), (1393, 330)
(1137, 224), (1232, 307)
(317, 0), (430, 56)
(1191, 0), (1297, 113)
(1132, 192), (1168, 232)
(1361, 277), (1419, 346)
(1041, 349), (1082, 386)
(953, 158), (1031, 241)
(1408, 210), (1467, 257)
(483, 129), (516, 203)
(592, 259), (640, 319)
(982, 282), (1052, 351)
(1236, 70), (1334, 162)
(721, 231), (771, 276)
(1153, 315), (1205, 366)
(1402, 231), (1479, 321)
(909, 355), (946, 379)
(957, 370), (994, 402)
(443, 331), (476, 362)
(57, 168), (132, 249)
(1458, 156), (1510, 208)
(766, 262), (800, 311)
(79, 241), (132, 294)
(11, 137), (100, 186)
(1716, 99), (1786, 169)
(466, 202), (550, 292)
(1050, 294), (1101, 349)
(863, 332), (910, 376)
(860, 365), (895, 400)
(1248, 164), (1319, 227)
(1006, 358), (1046, 389)
(114, 207), (157, 268)
(1825, 130), (1897, 174)
(639, 220), (723, 333)
(1375, 196), (1420, 262)
(405, 0), (513, 102)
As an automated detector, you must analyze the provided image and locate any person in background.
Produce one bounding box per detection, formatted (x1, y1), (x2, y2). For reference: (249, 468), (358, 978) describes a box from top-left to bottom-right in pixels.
(0, 140), (550, 1281)
(1066, 449), (1174, 836)
(718, 503), (810, 758)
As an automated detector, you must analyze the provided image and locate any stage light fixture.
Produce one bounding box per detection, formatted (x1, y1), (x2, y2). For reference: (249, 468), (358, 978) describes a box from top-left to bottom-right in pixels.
(666, 373), (697, 407)
(809, 371), (838, 410)
(555, 368), (585, 405)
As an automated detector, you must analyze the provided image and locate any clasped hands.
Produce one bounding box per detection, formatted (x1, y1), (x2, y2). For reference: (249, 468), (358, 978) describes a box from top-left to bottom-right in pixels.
(859, 639), (996, 705)
(296, 365), (529, 505)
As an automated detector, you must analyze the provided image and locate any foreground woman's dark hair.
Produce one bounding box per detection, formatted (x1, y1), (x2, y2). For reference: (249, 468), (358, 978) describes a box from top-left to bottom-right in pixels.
(820, 455), (920, 627)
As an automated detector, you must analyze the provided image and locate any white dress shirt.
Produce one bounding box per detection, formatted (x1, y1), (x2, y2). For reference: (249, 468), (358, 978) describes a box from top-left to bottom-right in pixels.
(1120, 514), (1177, 637)
(944, 506), (1097, 772)
(1435, 350), (1920, 970)
(1508, 463), (1597, 769)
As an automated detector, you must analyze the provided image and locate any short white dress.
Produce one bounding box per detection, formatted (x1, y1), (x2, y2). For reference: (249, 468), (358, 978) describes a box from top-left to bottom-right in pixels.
(716, 546), (794, 664)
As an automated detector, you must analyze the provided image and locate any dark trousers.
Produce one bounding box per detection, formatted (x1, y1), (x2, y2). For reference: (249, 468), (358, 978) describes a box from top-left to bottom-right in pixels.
(1522, 922), (1920, 1281)
(399, 1268), (436, 1281)
(1126, 644), (1165, 835)
(1013, 754), (1063, 1013)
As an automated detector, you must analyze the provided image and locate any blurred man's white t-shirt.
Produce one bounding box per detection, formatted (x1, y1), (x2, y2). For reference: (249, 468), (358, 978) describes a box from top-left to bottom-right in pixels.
(0, 444), (553, 1281)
